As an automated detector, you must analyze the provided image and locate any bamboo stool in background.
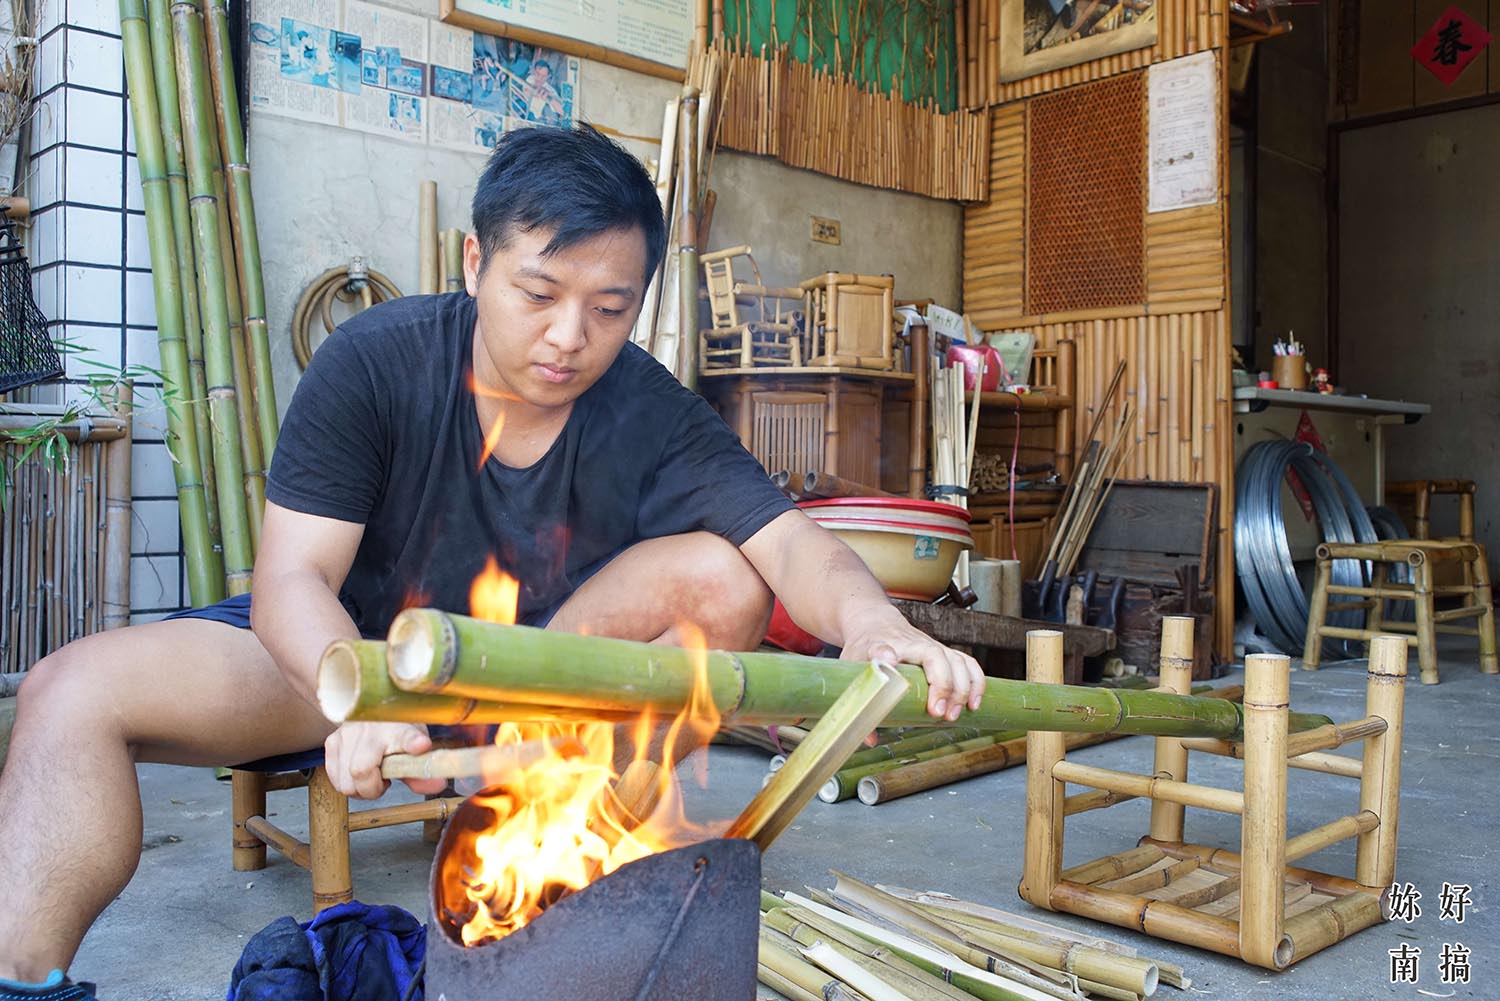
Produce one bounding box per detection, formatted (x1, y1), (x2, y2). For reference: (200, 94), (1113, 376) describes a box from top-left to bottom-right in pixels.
(799, 272), (896, 370)
(1020, 621), (1408, 971)
(1385, 478), (1480, 587)
(1303, 539), (1497, 685)
(231, 757), (463, 913)
(697, 246), (804, 370)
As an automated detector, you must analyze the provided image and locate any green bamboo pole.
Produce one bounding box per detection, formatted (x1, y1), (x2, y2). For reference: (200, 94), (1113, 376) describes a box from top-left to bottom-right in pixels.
(317, 639), (639, 726)
(171, 0), (254, 594)
(147, 0), (222, 579)
(120, 0), (221, 607)
(384, 612), (1333, 740)
(204, 0), (278, 458)
(838, 725), (993, 771)
(213, 166), (266, 547)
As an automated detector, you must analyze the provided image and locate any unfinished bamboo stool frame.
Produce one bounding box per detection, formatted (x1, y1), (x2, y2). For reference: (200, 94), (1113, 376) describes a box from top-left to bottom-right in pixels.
(1020, 621), (1408, 971)
(698, 246), (804, 370)
(1303, 539), (1497, 685)
(799, 272), (896, 370)
(232, 765), (463, 913)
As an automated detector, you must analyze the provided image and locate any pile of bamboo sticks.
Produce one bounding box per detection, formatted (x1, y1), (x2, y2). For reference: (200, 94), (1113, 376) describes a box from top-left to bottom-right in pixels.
(120, 0), (275, 606)
(930, 360), (983, 585)
(760, 872), (1192, 1000)
(1042, 363), (1137, 582)
(632, 46), (726, 386)
(715, 40), (990, 202)
(0, 398), (133, 670)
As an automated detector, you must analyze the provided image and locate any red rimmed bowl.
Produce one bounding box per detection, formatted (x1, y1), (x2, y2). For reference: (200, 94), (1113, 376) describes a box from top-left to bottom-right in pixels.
(799, 498), (973, 600)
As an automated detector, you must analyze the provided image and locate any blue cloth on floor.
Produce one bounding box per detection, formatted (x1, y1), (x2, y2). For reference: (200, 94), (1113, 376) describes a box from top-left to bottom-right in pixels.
(227, 901), (426, 1001)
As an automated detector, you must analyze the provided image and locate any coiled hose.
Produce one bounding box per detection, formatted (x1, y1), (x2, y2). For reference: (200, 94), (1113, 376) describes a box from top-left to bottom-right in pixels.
(291, 258), (403, 369)
(1234, 440), (1380, 658)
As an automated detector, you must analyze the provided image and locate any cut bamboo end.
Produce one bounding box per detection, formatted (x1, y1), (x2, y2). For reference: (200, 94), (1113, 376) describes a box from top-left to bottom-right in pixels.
(387, 608), (446, 689)
(317, 639), (364, 722)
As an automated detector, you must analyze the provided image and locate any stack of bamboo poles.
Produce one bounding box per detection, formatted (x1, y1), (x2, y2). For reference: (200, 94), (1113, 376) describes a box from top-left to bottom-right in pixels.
(1041, 363), (1137, 583)
(760, 872), (1191, 1000)
(416, 179), (467, 295)
(633, 45), (725, 387)
(714, 40), (990, 202)
(120, 0), (276, 606)
(930, 360), (983, 586)
(0, 397), (133, 670)
(954, 0), (1226, 110)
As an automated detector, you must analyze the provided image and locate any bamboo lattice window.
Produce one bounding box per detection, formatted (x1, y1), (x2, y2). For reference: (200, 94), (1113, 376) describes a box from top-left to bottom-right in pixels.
(1025, 72), (1147, 315)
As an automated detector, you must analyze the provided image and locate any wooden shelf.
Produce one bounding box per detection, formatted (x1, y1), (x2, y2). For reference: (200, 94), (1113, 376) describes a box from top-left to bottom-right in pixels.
(964, 390), (1073, 412)
(699, 366), (915, 381)
(1232, 387), (1428, 420)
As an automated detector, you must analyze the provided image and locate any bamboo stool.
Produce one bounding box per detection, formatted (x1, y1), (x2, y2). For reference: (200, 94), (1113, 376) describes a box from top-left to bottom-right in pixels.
(799, 272), (896, 370)
(1303, 539), (1497, 685)
(698, 246), (804, 370)
(1020, 621), (1408, 971)
(231, 756), (464, 913)
(1385, 478), (1479, 588)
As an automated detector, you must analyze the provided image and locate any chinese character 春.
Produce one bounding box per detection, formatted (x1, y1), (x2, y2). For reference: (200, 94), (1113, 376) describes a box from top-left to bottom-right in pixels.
(1435, 20), (1473, 66)
(1439, 882), (1472, 923)
(1390, 943), (1421, 984)
(1388, 881), (1423, 922)
(1439, 943), (1471, 985)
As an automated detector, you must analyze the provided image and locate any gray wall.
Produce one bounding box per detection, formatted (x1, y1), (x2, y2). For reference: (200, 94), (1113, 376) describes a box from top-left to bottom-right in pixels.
(248, 0), (962, 420)
(1338, 103), (1500, 555)
(1253, 4), (1328, 373)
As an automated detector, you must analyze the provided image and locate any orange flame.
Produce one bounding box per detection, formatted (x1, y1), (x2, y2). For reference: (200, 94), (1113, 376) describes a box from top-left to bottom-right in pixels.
(470, 373), (519, 468)
(469, 557), (519, 625)
(445, 619), (723, 948)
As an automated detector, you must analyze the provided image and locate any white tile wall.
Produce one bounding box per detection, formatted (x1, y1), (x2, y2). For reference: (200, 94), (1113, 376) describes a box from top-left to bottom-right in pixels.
(124, 267), (155, 325)
(61, 264), (123, 323)
(36, 29), (66, 96)
(64, 87), (123, 149)
(30, 206), (61, 266)
(26, 146), (63, 209)
(64, 145), (123, 206)
(31, 264), (63, 320)
(131, 498), (181, 555)
(62, 28), (123, 94)
(32, 88), (64, 150)
(123, 155), (143, 211)
(61, 205), (123, 265)
(125, 211), (149, 268)
(131, 440), (180, 498)
(65, 0), (121, 36)
(129, 554), (181, 611)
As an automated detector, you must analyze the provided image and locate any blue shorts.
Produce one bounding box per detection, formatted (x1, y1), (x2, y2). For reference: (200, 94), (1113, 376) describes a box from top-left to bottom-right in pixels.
(164, 592), (565, 631)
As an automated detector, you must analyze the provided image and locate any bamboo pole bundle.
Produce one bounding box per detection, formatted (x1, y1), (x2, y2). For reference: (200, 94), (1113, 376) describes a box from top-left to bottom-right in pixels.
(676, 93), (701, 390)
(102, 383), (134, 631)
(418, 180), (439, 294)
(380, 611), (1333, 738)
(170, 0), (256, 595)
(442, 229), (465, 292)
(121, 0), (222, 606)
(204, 0), (277, 459)
(858, 730), (1123, 806)
(213, 167), (266, 551)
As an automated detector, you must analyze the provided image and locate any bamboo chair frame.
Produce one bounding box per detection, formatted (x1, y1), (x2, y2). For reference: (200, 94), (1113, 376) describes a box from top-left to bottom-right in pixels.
(1020, 621), (1409, 971)
(231, 764), (463, 913)
(698, 245), (804, 370)
(799, 272), (896, 370)
(1303, 539), (1498, 685)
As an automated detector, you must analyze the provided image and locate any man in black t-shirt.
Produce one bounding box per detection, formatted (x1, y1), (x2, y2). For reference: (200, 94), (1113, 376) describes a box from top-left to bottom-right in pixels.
(0, 126), (983, 994)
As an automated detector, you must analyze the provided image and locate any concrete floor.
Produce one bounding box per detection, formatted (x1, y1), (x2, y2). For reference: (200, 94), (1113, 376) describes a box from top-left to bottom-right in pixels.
(70, 646), (1496, 1000)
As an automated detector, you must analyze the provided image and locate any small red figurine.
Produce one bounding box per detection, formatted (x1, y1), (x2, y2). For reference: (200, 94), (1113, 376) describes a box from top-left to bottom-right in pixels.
(1312, 367), (1333, 394)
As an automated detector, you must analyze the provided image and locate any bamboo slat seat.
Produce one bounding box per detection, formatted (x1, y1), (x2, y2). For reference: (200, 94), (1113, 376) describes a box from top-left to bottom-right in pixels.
(1303, 538), (1497, 685)
(230, 749), (463, 913)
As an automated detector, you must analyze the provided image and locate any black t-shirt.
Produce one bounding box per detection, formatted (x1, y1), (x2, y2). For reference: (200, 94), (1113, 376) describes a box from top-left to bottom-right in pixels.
(265, 291), (792, 637)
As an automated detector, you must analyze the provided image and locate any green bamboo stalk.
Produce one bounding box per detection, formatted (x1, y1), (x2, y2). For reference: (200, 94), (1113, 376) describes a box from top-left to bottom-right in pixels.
(147, 0), (222, 577)
(171, 0), (254, 594)
(120, 0), (220, 607)
(385, 612), (1334, 740)
(317, 639), (639, 725)
(837, 725), (992, 771)
(213, 166), (266, 548)
(204, 0), (278, 458)
(823, 733), (1016, 803)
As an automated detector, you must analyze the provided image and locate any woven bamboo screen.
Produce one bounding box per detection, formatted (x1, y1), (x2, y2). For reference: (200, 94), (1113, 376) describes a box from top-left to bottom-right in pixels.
(1024, 73), (1146, 316)
(958, 0), (1226, 108)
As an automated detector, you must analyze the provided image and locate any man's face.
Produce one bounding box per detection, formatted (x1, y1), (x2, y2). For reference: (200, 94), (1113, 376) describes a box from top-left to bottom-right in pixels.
(464, 225), (646, 413)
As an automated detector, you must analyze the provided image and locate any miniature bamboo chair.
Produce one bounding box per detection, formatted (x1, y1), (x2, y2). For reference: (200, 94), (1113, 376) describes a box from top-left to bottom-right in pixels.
(698, 246), (804, 370)
(1303, 539), (1497, 685)
(1385, 478), (1479, 587)
(799, 272), (896, 370)
(231, 755), (463, 913)
(1021, 620), (1408, 971)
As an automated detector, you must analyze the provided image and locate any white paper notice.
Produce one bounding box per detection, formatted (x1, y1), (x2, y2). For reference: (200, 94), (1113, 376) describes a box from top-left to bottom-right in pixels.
(1148, 51), (1219, 213)
(341, 1), (430, 144)
(428, 21), (491, 155)
(247, 0), (341, 126)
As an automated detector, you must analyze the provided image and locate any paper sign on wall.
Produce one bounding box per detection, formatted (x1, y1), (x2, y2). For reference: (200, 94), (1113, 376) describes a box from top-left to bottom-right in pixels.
(1147, 51), (1219, 214)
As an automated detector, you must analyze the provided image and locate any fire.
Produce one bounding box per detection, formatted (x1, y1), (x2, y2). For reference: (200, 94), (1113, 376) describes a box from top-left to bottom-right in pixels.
(470, 372), (519, 468)
(445, 577), (722, 947)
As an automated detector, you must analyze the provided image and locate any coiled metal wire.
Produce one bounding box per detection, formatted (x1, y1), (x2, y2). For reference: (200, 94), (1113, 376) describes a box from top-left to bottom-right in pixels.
(1234, 440), (1377, 658)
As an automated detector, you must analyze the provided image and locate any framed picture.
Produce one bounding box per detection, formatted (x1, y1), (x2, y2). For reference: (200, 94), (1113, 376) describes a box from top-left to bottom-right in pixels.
(1000, 0), (1159, 83)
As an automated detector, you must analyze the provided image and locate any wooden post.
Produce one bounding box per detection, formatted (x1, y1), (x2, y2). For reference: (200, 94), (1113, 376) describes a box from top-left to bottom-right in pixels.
(102, 383), (133, 631)
(230, 770), (268, 871)
(1471, 550), (1498, 675)
(418, 181), (438, 294)
(1301, 547), (1333, 670)
(1149, 616), (1194, 843)
(1238, 653), (1291, 970)
(1019, 629), (1066, 910)
(1356, 635), (1407, 890)
(1411, 552), (1438, 685)
(309, 766), (353, 912)
(909, 322), (929, 499)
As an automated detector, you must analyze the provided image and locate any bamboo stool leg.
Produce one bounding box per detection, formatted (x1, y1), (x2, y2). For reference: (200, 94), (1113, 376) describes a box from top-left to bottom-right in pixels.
(308, 766), (354, 912)
(1412, 484), (1431, 540)
(1149, 616), (1194, 844)
(1412, 554), (1439, 685)
(1019, 630), (1067, 910)
(231, 769), (268, 871)
(1239, 653), (1292, 970)
(1366, 563), (1387, 634)
(1302, 550), (1333, 670)
(1471, 545), (1498, 675)
(1356, 636), (1408, 891)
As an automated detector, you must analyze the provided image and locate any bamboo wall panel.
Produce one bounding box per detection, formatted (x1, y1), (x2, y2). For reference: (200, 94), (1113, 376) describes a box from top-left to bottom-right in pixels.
(715, 42), (991, 201)
(962, 103), (1026, 324)
(1025, 73), (1146, 315)
(957, 0), (1225, 108)
(1146, 203), (1225, 312)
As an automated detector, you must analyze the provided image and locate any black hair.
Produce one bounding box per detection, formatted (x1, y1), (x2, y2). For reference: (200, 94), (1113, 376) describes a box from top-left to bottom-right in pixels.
(471, 125), (666, 288)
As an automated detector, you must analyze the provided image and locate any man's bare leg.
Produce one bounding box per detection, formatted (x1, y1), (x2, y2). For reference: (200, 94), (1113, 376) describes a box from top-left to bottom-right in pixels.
(0, 620), (333, 981)
(547, 532), (773, 649)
